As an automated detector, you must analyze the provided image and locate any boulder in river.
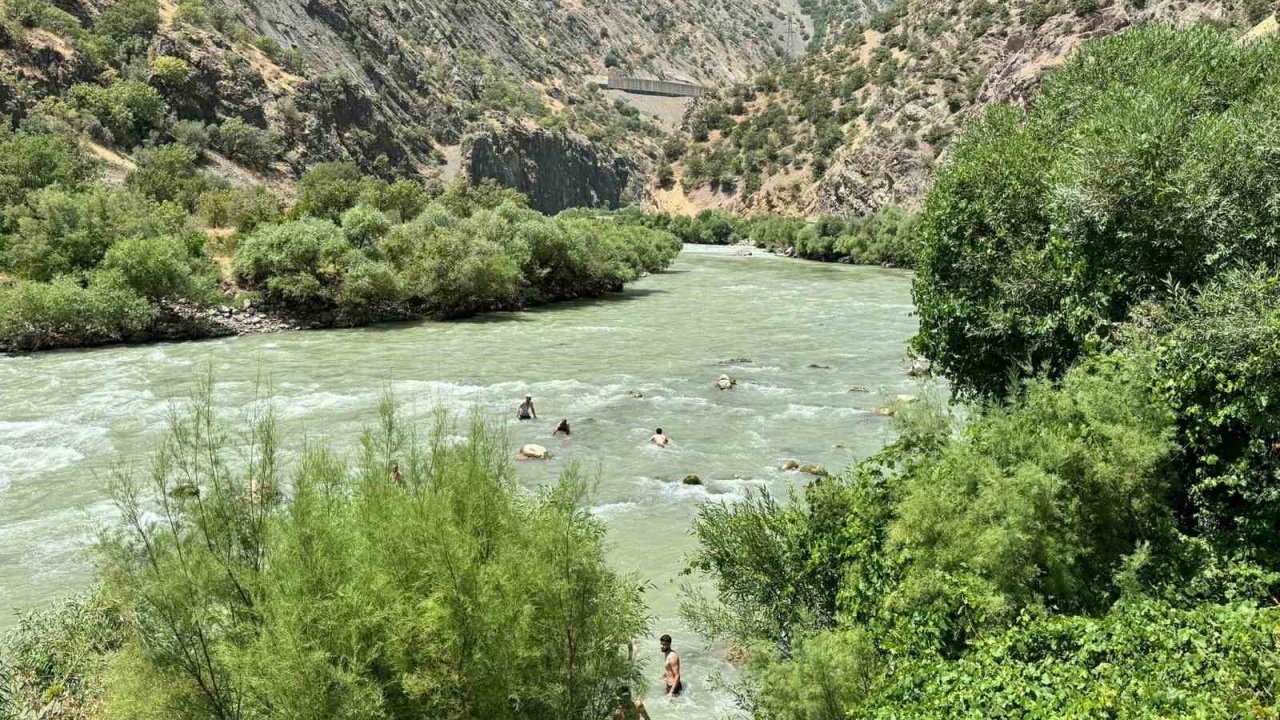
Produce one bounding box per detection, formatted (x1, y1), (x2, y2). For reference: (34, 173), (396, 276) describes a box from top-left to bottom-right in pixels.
(170, 482), (200, 499)
(808, 363), (832, 370)
(799, 464), (829, 477)
(626, 390), (644, 399)
(780, 459), (800, 471)
(716, 374), (736, 391)
(907, 356), (932, 377)
(873, 406), (895, 416)
(682, 474), (703, 485)
(519, 443), (551, 460)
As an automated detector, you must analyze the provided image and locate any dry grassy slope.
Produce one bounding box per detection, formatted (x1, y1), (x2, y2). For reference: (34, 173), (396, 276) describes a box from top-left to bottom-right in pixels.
(667, 0), (1254, 219)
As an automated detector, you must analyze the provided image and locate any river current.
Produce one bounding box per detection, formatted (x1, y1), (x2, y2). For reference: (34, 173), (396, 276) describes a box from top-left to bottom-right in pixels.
(0, 245), (917, 718)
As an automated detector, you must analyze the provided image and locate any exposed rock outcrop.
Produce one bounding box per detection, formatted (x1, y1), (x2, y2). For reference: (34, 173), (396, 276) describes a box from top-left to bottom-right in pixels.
(466, 128), (645, 214)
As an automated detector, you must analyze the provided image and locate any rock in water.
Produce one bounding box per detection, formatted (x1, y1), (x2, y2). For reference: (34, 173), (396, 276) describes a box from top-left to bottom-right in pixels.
(907, 356), (932, 377)
(682, 474), (703, 485)
(780, 459), (800, 471)
(626, 390), (644, 399)
(170, 482), (200, 499)
(519, 443), (551, 460)
(799, 464), (829, 477)
(716, 374), (735, 391)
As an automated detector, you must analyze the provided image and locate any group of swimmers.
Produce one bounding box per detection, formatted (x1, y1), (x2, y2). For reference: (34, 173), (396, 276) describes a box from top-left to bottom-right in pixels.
(516, 394), (671, 448)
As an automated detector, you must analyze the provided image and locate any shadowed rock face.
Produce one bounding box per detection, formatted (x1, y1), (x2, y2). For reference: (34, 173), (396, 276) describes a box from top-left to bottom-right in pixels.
(466, 128), (644, 214)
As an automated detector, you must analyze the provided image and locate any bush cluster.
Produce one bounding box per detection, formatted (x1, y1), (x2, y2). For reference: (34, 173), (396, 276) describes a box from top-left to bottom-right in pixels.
(603, 206), (919, 267)
(233, 182), (680, 318)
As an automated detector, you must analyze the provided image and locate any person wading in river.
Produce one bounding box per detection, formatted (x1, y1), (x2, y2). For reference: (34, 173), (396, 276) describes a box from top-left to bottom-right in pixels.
(516, 394), (537, 421)
(552, 418), (571, 437)
(612, 686), (650, 720)
(659, 634), (682, 699)
(649, 428), (669, 448)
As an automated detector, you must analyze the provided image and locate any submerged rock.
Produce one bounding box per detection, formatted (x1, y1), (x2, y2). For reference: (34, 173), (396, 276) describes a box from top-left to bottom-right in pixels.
(808, 363), (832, 369)
(780, 459), (800, 471)
(873, 406), (895, 417)
(907, 356), (932, 377)
(170, 483), (200, 499)
(848, 385), (871, 393)
(682, 474), (703, 485)
(626, 390), (644, 399)
(519, 443), (551, 460)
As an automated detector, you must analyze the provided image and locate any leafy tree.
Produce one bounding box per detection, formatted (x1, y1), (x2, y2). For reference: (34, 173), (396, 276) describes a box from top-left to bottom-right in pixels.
(912, 27), (1280, 399)
(209, 117), (282, 169)
(339, 203), (391, 247)
(292, 162), (362, 221)
(232, 218), (352, 303)
(0, 126), (98, 212)
(101, 234), (211, 299)
(67, 80), (167, 147)
(93, 0), (159, 41)
(2, 187), (197, 281)
(126, 143), (213, 209)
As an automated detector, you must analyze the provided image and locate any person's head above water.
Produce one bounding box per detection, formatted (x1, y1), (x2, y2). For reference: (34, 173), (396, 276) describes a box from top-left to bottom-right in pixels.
(555, 418), (570, 432)
(525, 394), (532, 400)
(656, 428), (663, 435)
(659, 634), (673, 653)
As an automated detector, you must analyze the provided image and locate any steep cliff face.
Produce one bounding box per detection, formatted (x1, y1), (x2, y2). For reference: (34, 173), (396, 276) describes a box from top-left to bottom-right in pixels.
(466, 128), (644, 214)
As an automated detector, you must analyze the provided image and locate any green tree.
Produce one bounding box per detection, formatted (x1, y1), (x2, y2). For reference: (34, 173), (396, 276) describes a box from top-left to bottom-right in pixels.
(912, 27), (1280, 399)
(292, 162), (362, 221)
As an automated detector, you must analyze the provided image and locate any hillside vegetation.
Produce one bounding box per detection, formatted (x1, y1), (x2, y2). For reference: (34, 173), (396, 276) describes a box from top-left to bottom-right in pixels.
(663, 0), (1264, 218)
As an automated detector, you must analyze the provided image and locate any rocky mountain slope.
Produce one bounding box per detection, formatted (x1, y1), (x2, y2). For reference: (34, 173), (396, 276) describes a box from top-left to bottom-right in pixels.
(0, 0), (814, 210)
(661, 0), (1265, 219)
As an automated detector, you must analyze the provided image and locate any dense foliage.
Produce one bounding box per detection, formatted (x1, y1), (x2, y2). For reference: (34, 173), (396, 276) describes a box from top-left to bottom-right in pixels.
(2, 386), (648, 720)
(686, 26), (1280, 720)
(604, 206), (919, 267)
(913, 27), (1280, 399)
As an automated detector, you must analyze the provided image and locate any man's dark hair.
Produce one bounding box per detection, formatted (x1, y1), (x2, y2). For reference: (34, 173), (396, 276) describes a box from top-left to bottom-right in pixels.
(659, 634), (672, 644)
(656, 428), (663, 434)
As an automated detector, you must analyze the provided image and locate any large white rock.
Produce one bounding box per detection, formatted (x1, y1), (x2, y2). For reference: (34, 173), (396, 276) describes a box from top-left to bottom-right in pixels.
(519, 443), (551, 460)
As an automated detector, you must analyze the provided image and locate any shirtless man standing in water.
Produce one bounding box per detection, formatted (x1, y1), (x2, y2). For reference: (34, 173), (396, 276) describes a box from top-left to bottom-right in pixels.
(649, 428), (670, 448)
(659, 634), (682, 699)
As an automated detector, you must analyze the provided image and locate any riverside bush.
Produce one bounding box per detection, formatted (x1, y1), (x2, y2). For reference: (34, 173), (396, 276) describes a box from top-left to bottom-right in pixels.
(0, 274), (153, 350)
(913, 27), (1280, 399)
(2, 187), (200, 281)
(77, 385), (647, 720)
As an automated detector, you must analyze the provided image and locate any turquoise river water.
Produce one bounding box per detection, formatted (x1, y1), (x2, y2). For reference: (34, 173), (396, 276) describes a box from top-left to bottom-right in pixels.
(0, 245), (918, 718)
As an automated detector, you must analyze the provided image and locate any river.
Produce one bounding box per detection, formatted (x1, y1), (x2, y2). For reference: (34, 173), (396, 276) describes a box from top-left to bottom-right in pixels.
(0, 245), (917, 718)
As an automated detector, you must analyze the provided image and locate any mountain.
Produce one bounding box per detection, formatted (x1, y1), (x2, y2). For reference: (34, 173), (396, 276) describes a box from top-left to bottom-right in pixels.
(659, 0), (1261, 219)
(0, 0), (816, 209)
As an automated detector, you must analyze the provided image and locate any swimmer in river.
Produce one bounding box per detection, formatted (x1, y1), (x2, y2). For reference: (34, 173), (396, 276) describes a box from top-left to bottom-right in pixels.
(552, 418), (571, 437)
(516, 394), (537, 421)
(612, 686), (650, 720)
(659, 634), (682, 699)
(649, 428), (669, 448)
